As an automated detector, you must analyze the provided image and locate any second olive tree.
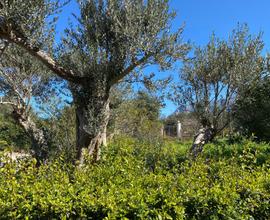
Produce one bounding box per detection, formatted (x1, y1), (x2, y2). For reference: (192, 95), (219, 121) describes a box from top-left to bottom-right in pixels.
(174, 25), (265, 156)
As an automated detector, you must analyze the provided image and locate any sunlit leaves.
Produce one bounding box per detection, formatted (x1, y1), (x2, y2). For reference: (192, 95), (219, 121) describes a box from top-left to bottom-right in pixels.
(60, 0), (189, 82)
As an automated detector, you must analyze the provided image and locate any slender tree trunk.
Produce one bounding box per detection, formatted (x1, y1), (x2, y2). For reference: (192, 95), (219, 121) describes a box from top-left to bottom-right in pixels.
(12, 110), (48, 164)
(190, 125), (215, 158)
(72, 80), (110, 164)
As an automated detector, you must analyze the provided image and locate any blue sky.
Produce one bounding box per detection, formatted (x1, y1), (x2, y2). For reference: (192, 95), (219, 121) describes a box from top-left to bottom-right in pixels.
(56, 0), (270, 116)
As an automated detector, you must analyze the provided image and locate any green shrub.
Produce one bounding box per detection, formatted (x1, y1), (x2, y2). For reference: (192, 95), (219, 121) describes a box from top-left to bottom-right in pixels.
(0, 139), (269, 219)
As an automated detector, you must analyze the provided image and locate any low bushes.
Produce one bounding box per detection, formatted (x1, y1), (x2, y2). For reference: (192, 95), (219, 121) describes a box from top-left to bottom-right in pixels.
(0, 138), (269, 219)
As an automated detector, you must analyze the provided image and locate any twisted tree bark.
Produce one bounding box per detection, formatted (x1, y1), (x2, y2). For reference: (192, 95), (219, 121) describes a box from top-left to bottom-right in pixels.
(72, 79), (110, 164)
(190, 125), (215, 158)
(12, 108), (48, 164)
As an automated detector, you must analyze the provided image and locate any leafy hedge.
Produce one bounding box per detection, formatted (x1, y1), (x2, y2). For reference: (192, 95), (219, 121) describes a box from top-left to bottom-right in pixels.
(0, 138), (269, 219)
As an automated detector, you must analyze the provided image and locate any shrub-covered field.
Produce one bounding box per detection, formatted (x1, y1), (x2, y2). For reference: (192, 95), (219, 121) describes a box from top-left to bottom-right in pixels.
(0, 138), (269, 219)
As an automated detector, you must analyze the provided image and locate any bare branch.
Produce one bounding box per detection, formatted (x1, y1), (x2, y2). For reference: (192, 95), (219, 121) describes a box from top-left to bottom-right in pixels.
(0, 97), (17, 107)
(110, 52), (154, 85)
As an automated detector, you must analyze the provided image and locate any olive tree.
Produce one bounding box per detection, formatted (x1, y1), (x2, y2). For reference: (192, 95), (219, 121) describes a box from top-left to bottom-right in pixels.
(173, 25), (265, 157)
(0, 45), (52, 162)
(0, 0), (63, 162)
(0, 0), (188, 163)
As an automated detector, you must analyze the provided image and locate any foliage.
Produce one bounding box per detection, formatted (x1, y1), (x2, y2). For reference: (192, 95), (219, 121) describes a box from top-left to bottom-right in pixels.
(0, 105), (30, 151)
(233, 76), (270, 141)
(0, 0), (64, 50)
(110, 90), (163, 140)
(0, 3), (67, 161)
(173, 24), (265, 135)
(0, 138), (269, 219)
(60, 0), (189, 82)
(40, 105), (76, 162)
(203, 138), (270, 166)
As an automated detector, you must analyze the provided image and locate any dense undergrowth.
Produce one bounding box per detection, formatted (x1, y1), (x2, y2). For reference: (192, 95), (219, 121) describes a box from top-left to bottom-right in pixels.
(0, 137), (269, 219)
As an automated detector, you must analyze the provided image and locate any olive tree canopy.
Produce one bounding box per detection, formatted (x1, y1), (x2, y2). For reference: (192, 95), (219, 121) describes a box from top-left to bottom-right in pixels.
(173, 25), (265, 156)
(0, 0), (189, 163)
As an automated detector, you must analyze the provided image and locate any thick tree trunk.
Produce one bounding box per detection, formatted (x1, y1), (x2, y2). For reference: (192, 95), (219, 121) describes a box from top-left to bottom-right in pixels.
(190, 125), (215, 158)
(72, 81), (110, 164)
(12, 110), (48, 164)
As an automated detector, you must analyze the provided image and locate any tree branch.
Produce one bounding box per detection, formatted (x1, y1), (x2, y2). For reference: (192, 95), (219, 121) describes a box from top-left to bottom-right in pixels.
(0, 27), (83, 84)
(216, 119), (231, 135)
(110, 52), (154, 85)
(0, 97), (17, 107)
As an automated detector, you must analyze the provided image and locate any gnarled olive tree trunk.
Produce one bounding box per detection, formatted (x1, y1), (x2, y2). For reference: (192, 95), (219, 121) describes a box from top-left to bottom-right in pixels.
(72, 79), (110, 164)
(12, 109), (48, 164)
(190, 125), (215, 158)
